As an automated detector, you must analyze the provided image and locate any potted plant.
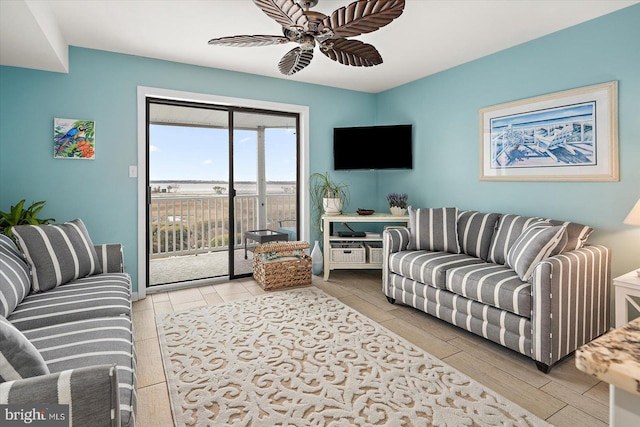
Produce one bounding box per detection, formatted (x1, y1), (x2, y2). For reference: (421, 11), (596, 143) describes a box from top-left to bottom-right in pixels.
(0, 199), (55, 238)
(387, 192), (408, 216)
(310, 172), (350, 228)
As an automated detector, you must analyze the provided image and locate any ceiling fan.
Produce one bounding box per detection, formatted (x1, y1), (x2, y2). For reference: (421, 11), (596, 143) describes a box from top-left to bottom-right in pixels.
(208, 0), (406, 76)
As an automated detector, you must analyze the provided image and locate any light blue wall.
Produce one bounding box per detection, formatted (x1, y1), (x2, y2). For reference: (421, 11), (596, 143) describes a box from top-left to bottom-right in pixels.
(0, 48), (377, 292)
(375, 5), (640, 277)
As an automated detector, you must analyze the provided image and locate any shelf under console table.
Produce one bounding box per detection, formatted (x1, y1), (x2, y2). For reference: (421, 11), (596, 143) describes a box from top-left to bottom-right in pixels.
(322, 213), (410, 281)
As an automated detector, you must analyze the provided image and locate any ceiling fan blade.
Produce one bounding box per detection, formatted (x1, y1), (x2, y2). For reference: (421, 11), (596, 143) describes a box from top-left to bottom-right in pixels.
(278, 47), (314, 75)
(323, 0), (405, 38)
(320, 38), (382, 67)
(253, 0), (308, 30)
(208, 35), (290, 47)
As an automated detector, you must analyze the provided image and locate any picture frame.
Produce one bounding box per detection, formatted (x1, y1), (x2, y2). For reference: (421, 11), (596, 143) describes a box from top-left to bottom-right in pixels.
(479, 81), (618, 181)
(54, 118), (96, 159)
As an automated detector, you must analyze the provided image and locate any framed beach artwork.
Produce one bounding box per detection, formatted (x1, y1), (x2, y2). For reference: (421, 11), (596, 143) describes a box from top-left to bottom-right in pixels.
(54, 118), (96, 159)
(479, 81), (618, 181)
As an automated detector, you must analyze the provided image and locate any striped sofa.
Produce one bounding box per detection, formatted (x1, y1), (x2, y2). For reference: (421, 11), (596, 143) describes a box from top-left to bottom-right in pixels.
(0, 230), (135, 427)
(382, 208), (611, 372)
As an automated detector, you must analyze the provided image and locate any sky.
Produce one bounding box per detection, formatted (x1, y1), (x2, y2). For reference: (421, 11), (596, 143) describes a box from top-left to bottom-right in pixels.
(149, 125), (296, 182)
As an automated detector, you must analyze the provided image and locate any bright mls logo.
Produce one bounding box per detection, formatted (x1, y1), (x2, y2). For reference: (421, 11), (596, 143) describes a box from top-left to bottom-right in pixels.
(1, 405), (68, 426)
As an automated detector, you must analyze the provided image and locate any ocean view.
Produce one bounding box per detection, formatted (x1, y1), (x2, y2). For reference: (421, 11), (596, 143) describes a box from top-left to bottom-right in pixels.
(150, 181), (296, 195)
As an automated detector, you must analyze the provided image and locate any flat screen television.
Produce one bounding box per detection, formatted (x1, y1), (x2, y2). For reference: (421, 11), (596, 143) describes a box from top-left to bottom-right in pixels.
(333, 124), (412, 170)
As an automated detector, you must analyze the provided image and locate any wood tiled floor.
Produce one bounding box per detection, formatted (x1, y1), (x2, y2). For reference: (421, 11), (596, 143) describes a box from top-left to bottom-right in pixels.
(132, 270), (609, 426)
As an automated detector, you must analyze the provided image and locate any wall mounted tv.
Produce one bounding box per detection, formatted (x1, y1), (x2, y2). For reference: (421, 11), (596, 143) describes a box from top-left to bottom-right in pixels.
(333, 124), (412, 170)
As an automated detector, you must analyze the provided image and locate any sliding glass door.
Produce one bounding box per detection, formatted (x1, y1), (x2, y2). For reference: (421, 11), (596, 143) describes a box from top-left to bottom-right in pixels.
(231, 111), (299, 276)
(146, 99), (299, 287)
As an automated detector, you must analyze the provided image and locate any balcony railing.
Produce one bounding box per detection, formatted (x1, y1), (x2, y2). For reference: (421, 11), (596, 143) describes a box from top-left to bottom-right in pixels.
(150, 193), (296, 258)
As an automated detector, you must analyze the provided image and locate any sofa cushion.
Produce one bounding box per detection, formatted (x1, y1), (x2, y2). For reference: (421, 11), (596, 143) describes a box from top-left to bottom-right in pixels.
(23, 316), (136, 427)
(13, 219), (102, 293)
(408, 206), (460, 254)
(445, 263), (532, 317)
(388, 274), (532, 356)
(0, 317), (49, 382)
(487, 214), (545, 265)
(506, 223), (568, 281)
(0, 234), (31, 318)
(548, 219), (592, 251)
(7, 273), (131, 331)
(389, 250), (483, 289)
(457, 211), (500, 261)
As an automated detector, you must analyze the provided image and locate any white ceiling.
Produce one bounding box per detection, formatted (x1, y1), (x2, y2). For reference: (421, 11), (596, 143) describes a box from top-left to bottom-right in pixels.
(1, 0), (637, 93)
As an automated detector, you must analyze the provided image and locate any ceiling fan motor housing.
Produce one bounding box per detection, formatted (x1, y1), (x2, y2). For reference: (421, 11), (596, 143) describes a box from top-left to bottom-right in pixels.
(305, 11), (328, 34)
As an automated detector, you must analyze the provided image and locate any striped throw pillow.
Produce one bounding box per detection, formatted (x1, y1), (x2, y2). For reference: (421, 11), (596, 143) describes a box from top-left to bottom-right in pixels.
(487, 214), (545, 265)
(13, 219), (102, 293)
(0, 234), (31, 317)
(548, 219), (593, 251)
(457, 211), (500, 261)
(408, 206), (460, 254)
(0, 317), (50, 382)
(506, 223), (568, 281)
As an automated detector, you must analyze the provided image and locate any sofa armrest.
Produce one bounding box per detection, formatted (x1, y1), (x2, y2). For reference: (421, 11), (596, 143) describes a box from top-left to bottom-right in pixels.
(95, 244), (124, 273)
(382, 227), (411, 254)
(382, 227), (411, 294)
(530, 245), (611, 365)
(0, 365), (120, 427)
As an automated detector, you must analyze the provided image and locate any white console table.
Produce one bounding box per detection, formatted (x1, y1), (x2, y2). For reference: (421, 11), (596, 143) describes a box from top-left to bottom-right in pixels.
(614, 271), (640, 327)
(322, 213), (409, 281)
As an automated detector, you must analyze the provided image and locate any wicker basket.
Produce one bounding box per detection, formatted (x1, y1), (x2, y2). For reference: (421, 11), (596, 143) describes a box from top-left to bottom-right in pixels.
(253, 241), (312, 290)
(330, 243), (366, 263)
(365, 242), (383, 264)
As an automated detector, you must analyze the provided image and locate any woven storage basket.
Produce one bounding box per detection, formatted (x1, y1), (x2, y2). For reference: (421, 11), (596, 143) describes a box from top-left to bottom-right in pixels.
(253, 241), (312, 290)
(365, 242), (383, 264)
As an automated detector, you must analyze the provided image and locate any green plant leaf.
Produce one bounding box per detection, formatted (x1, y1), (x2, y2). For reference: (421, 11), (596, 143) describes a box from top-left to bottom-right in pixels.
(10, 200), (26, 222)
(27, 200), (47, 214)
(0, 199), (55, 238)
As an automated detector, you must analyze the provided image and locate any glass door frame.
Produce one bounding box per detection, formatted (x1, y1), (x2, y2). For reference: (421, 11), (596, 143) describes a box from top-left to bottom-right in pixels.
(227, 107), (301, 279)
(144, 97), (301, 287)
(137, 86), (310, 300)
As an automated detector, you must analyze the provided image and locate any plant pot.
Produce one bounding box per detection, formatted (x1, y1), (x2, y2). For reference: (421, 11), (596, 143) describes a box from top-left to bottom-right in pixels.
(323, 197), (343, 215)
(390, 206), (406, 216)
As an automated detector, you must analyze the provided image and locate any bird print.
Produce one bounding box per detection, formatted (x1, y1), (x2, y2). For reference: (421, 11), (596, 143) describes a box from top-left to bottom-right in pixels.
(55, 125), (86, 155)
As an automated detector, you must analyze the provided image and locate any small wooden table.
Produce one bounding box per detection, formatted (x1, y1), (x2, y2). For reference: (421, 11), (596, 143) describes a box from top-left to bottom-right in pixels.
(244, 229), (288, 259)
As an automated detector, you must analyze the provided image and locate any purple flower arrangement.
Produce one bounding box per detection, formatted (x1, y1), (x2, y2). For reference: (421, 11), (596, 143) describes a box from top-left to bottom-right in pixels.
(387, 192), (408, 209)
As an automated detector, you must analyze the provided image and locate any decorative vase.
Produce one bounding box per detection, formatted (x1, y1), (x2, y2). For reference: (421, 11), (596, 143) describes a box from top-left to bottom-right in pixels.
(323, 197), (343, 216)
(390, 206), (407, 216)
(311, 240), (323, 275)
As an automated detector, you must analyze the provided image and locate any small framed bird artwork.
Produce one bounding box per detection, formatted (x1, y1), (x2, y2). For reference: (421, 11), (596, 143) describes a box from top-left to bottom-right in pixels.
(54, 118), (96, 159)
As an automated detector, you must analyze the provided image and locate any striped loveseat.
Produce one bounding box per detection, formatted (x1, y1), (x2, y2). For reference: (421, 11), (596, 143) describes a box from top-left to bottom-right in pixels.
(382, 207), (611, 372)
(0, 222), (135, 427)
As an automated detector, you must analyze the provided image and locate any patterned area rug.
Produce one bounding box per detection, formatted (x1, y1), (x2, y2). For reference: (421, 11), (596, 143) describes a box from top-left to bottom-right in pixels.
(157, 288), (549, 426)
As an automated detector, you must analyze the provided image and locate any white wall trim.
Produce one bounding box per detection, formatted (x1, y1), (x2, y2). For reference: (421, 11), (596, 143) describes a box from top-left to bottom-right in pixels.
(136, 86), (310, 299)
